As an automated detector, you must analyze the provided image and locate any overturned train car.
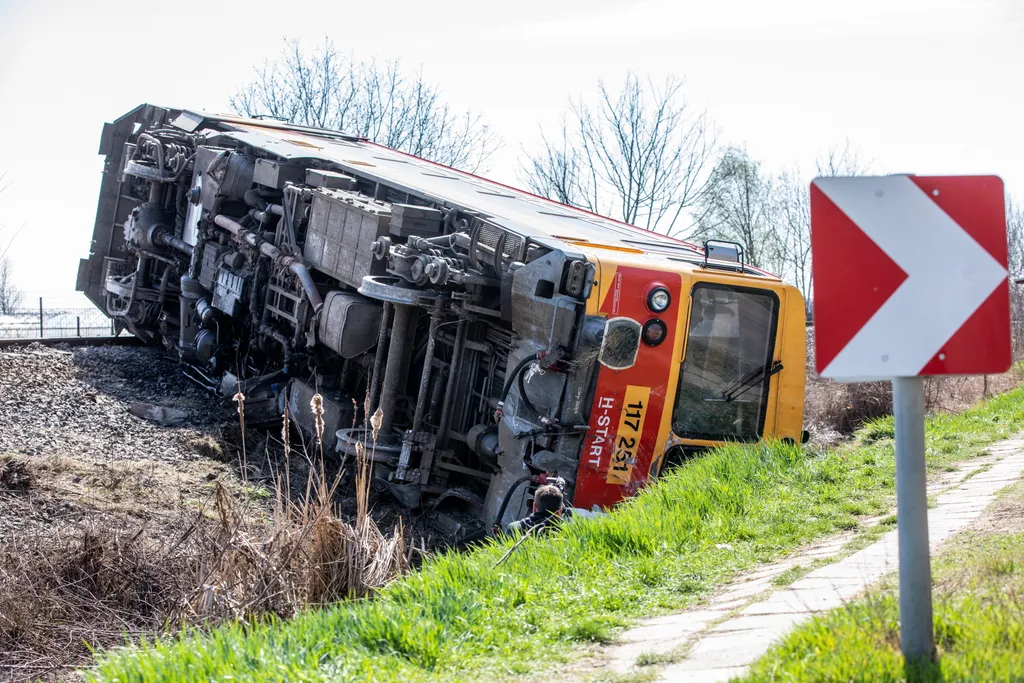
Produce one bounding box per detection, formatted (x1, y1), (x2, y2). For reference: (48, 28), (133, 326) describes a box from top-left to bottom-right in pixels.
(78, 104), (807, 537)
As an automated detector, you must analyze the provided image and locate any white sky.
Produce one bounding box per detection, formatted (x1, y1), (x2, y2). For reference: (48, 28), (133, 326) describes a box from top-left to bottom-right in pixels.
(1, 0), (1022, 298)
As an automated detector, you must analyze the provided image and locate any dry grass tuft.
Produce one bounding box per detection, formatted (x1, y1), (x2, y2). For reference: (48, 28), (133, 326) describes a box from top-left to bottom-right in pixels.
(804, 379), (893, 438)
(0, 454), (33, 491)
(0, 520), (195, 680)
(0, 400), (411, 681)
(181, 433), (226, 461)
(803, 329), (1024, 440)
(194, 456), (409, 621)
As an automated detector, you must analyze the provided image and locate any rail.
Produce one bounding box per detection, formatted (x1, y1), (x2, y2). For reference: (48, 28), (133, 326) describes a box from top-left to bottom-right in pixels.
(0, 335), (142, 349)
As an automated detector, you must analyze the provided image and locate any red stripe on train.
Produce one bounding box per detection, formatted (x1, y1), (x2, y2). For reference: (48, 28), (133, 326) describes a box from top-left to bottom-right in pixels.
(573, 267), (680, 510)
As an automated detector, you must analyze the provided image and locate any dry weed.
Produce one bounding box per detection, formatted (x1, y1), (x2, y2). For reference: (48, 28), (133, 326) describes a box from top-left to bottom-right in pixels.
(0, 455), (32, 490)
(804, 379), (892, 437)
(233, 391), (247, 479)
(0, 401), (412, 681)
(803, 328), (1024, 439)
(181, 433), (225, 461)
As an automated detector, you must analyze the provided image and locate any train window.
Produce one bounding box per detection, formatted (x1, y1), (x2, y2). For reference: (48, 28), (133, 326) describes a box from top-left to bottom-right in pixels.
(672, 284), (779, 441)
(599, 317), (642, 370)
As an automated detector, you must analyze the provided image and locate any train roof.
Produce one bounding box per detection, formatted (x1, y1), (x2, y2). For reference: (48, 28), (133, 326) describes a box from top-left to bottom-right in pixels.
(155, 107), (774, 277)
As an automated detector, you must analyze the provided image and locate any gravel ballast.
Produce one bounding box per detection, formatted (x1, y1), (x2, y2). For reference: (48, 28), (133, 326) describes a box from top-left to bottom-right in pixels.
(0, 343), (221, 462)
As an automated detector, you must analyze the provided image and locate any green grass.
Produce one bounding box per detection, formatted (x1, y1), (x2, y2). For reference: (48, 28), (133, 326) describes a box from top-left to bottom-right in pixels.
(85, 388), (1024, 682)
(771, 564), (812, 587)
(739, 507), (1024, 682)
(634, 644), (691, 667)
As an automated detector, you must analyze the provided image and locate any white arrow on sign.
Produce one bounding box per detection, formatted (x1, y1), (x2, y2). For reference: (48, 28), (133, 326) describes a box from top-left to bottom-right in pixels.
(814, 175), (1007, 380)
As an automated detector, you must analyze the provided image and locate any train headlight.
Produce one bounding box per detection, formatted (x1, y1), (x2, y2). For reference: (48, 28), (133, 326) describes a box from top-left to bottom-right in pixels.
(647, 286), (671, 312)
(642, 319), (667, 347)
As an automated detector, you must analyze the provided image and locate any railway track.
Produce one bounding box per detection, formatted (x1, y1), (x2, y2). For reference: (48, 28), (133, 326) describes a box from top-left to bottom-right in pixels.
(0, 335), (142, 349)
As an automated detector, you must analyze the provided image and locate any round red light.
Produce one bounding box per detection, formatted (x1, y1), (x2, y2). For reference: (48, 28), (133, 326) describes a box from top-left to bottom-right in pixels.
(642, 319), (667, 346)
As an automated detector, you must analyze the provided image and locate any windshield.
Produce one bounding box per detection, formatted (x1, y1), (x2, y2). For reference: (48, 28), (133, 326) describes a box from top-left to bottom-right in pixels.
(672, 284), (779, 441)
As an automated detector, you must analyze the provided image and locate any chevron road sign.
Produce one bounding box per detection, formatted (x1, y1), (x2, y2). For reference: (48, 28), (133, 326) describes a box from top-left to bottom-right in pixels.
(810, 174), (1010, 380)
(809, 173), (1010, 666)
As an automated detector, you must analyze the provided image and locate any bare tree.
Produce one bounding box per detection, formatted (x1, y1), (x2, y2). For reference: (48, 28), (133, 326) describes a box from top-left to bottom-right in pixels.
(694, 147), (775, 269)
(1006, 195), (1024, 278)
(231, 38), (500, 172)
(0, 258), (21, 315)
(815, 140), (870, 178)
(768, 142), (872, 299)
(772, 169), (813, 295)
(1006, 195), (1024, 344)
(522, 117), (590, 207)
(520, 73), (717, 235)
(0, 171), (24, 315)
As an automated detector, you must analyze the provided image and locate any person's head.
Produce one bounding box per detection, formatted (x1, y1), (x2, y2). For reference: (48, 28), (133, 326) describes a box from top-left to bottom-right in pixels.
(532, 484), (564, 517)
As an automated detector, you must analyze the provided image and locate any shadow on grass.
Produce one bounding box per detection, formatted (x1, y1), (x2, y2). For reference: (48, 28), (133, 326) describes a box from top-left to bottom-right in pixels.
(905, 656), (944, 683)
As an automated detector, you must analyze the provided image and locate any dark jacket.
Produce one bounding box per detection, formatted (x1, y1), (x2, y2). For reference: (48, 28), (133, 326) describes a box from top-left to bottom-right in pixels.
(507, 509), (566, 535)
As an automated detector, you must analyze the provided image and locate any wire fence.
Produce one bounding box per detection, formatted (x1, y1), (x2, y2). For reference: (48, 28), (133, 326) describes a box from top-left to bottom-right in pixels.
(0, 291), (117, 340)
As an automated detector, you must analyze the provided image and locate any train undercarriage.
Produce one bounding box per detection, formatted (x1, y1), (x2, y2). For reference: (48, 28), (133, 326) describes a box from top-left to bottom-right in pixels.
(79, 105), (606, 539)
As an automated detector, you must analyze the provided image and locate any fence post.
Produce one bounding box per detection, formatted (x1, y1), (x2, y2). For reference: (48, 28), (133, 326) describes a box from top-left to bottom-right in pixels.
(111, 317), (115, 336)
(38, 297), (43, 337)
(77, 316), (81, 337)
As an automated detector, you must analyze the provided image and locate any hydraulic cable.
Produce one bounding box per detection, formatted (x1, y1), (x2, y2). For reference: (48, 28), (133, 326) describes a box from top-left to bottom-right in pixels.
(492, 475), (531, 532)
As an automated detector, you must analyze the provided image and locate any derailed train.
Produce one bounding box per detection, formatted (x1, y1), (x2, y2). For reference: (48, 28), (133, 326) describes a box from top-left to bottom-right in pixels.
(78, 104), (807, 538)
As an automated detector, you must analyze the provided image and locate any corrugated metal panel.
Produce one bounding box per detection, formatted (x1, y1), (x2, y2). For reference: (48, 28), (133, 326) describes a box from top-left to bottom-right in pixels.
(303, 188), (390, 288)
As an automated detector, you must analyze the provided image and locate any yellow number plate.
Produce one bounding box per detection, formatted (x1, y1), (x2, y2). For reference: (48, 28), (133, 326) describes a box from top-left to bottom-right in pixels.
(606, 385), (651, 485)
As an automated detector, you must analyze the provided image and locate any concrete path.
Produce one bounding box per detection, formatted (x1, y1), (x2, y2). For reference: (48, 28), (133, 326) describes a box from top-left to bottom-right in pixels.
(606, 437), (1024, 683)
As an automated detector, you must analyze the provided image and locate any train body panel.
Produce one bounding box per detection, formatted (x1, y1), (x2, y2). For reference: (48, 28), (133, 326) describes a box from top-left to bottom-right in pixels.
(78, 105), (806, 538)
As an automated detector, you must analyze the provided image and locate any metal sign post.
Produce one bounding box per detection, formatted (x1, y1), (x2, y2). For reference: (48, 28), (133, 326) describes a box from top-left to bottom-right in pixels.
(892, 376), (933, 660)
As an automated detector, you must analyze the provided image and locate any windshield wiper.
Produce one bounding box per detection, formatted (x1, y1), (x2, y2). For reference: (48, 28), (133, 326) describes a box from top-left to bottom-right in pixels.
(704, 360), (784, 403)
